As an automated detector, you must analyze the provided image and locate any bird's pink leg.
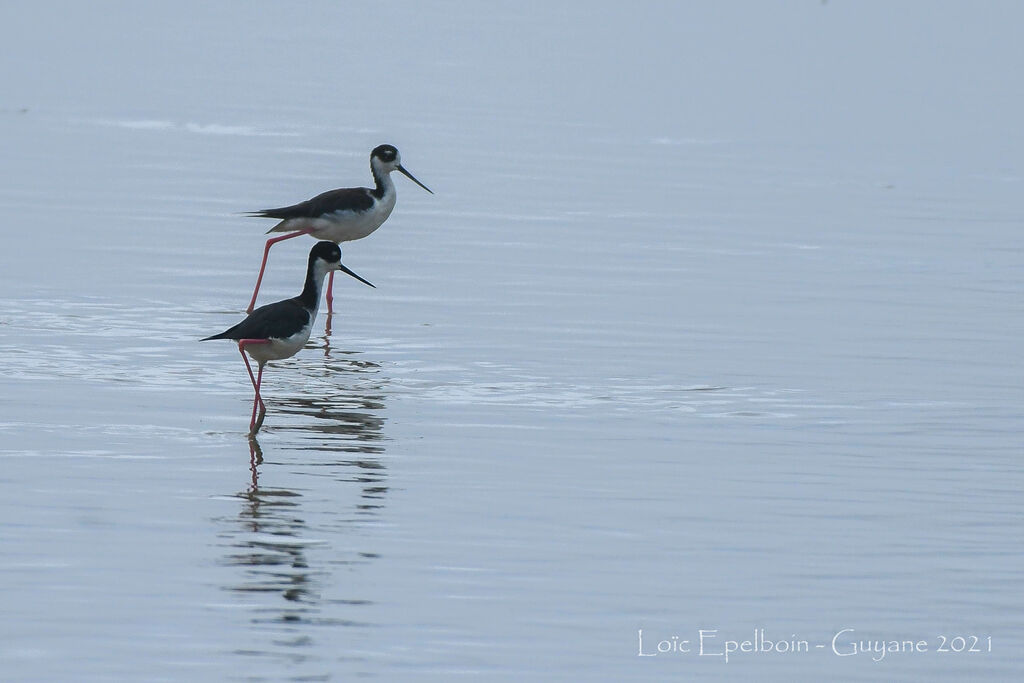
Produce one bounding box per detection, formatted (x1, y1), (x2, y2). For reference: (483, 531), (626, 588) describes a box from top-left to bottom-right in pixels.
(252, 363), (267, 433)
(325, 271), (335, 314)
(238, 340), (270, 433)
(246, 229), (313, 313)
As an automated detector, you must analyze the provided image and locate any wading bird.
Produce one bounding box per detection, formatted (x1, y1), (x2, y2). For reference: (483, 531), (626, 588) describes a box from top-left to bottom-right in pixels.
(202, 241), (374, 434)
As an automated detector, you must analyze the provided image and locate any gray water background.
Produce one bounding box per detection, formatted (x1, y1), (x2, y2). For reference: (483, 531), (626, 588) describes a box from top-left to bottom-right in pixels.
(1, 2), (1022, 680)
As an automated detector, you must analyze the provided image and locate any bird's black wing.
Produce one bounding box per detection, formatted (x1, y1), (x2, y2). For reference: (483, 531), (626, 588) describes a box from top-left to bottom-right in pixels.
(201, 298), (310, 341)
(246, 187), (375, 220)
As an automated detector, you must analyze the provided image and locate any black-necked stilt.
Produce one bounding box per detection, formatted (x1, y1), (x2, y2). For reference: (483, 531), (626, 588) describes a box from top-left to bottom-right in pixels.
(244, 144), (432, 314)
(202, 241), (374, 435)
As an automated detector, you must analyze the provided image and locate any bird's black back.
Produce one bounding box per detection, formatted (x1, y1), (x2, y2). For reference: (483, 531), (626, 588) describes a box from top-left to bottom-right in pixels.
(249, 187), (375, 220)
(201, 297), (311, 342)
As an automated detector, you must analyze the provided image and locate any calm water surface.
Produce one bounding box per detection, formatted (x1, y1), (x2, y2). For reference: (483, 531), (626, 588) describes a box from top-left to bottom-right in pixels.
(1, 2), (1022, 681)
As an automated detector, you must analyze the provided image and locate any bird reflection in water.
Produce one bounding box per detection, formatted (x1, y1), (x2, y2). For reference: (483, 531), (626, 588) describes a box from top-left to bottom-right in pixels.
(226, 436), (316, 607)
(218, 350), (388, 642)
(271, 351), (388, 517)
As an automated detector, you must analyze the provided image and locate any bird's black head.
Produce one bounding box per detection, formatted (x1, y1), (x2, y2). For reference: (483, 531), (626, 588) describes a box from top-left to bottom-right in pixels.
(371, 143), (433, 194)
(309, 240), (375, 289)
(310, 240), (342, 265)
(371, 144), (399, 163)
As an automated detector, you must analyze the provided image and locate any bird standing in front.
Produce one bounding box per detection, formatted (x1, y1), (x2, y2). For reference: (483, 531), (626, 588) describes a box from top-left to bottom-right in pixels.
(202, 241), (374, 435)
(244, 144), (432, 314)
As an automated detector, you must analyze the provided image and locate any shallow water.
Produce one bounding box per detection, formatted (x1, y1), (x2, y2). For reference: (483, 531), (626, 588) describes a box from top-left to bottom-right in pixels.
(2, 2), (1023, 681)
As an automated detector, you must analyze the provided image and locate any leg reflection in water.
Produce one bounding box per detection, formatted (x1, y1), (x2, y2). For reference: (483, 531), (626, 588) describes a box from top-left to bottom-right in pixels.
(214, 352), (390, 662)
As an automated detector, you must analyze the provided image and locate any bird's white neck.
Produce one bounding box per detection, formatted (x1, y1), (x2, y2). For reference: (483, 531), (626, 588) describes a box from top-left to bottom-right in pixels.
(370, 161), (396, 200)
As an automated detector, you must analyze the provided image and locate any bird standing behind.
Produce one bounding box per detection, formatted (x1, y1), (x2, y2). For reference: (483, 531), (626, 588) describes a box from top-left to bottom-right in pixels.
(244, 144), (432, 314)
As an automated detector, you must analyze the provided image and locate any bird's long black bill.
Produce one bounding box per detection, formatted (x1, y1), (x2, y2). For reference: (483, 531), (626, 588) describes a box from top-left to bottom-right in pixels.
(339, 263), (376, 288)
(397, 164), (434, 194)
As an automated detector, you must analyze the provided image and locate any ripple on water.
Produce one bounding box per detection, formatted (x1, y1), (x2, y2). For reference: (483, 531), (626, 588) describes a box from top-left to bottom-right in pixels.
(0, 297), (900, 432)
